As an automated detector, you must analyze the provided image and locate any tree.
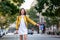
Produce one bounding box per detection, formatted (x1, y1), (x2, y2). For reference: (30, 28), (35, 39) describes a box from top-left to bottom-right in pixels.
(0, 0), (24, 29)
(0, 0), (24, 15)
(35, 0), (60, 28)
(42, 0), (60, 26)
(35, 0), (49, 13)
(27, 7), (39, 30)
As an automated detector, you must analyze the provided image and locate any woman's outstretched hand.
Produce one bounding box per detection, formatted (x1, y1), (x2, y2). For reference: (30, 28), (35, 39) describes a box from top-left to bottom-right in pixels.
(15, 30), (18, 34)
(36, 24), (40, 27)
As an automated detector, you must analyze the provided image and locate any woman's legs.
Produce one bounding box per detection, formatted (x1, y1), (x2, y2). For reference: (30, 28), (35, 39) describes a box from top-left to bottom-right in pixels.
(24, 34), (27, 40)
(20, 35), (23, 40)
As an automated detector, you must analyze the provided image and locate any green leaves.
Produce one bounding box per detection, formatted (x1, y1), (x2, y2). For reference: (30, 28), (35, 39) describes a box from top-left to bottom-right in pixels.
(13, 0), (24, 3)
(0, 0), (24, 29)
(55, 8), (60, 17)
(28, 8), (37, 19)
(12, 0), (24, 6)
(27, 7), (39, 29)
(51, 0), (60, 6)
(35, 0), (60, 27)
(35, 0), (48, 13)
(42, 5), (55, 17)
(0, 0), (19, 16)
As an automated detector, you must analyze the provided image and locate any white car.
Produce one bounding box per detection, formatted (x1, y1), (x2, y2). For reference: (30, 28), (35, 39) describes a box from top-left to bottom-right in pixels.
(0, 29), (8, 37)
(0, 29), (4, 37)
(28, 29), (33, 35)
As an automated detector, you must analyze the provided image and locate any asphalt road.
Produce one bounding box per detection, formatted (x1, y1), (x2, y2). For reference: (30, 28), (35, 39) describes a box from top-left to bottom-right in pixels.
(0, 34), (60, 40)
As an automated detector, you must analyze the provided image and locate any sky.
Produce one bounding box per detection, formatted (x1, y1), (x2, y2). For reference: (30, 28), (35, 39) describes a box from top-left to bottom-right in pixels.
(20, 0), (34, 9)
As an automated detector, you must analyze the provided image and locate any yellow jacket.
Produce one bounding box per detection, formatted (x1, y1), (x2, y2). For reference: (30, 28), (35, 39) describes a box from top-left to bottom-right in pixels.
(16, 16), (37, 30)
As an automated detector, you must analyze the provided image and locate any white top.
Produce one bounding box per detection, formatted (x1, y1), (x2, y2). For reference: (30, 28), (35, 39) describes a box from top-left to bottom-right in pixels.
(18, 15), (28, 35)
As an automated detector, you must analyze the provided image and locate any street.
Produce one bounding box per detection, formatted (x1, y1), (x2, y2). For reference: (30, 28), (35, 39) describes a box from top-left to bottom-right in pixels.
(0, 34), (60, 40)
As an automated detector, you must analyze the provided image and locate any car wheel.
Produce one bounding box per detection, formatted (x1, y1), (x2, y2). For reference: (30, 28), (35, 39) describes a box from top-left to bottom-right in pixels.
(0, 36), (3, 38)
(3, 33), (5, 35)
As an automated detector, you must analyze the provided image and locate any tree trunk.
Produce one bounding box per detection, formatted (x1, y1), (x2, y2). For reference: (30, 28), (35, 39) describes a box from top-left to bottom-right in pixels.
(57, 21), (60, 32)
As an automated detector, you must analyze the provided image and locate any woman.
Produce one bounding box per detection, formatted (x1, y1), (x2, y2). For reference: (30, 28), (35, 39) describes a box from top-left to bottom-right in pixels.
(16, 8), (39, 40)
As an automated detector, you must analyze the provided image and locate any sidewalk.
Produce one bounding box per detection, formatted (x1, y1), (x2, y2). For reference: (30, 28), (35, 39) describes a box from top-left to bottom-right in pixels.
(49, 35), (60, 38)
(45, 33), (60, 38)
(35, 33), (60, 38)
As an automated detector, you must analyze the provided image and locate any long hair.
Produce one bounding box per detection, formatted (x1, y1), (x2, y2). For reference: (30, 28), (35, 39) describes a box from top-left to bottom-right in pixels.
(19, 8), (26, 15)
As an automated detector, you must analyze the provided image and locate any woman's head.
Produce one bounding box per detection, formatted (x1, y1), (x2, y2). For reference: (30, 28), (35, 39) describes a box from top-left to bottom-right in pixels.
(19, 8), (26, 15)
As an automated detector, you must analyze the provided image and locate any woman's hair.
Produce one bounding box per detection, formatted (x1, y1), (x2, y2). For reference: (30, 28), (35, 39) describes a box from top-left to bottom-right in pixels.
(19, 8), (26, 15)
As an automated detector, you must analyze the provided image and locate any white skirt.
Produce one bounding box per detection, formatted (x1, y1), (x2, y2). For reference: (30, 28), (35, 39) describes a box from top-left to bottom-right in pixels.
(18, 26), (28, 35)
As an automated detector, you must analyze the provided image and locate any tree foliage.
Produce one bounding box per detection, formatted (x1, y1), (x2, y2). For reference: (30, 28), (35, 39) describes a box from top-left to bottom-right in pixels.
(0, 0), (24, 29)
(35, 0), (60, 27)
(27, 7), (39, 30)
(35, 0), (49, 13)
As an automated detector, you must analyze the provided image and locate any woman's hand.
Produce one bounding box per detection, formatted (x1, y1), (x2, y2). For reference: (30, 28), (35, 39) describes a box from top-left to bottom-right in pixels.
(36, 24), (40, 27)
(15, 30), (18, 34)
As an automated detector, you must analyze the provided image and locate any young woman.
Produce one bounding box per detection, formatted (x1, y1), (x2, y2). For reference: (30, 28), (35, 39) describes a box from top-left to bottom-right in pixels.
(16, 8), (39, 40)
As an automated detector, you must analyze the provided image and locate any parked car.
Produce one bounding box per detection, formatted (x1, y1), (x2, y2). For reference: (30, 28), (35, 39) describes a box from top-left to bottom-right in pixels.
(28, 29), (33, 35)
(7, 28), (16, 35)
(0, 29), (8, 37)
(7, 28), (15, 33)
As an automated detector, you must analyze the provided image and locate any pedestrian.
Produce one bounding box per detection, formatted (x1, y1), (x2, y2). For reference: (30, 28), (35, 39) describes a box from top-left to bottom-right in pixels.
(16, 8), (39, 40)
(42, 24), (45, 33)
